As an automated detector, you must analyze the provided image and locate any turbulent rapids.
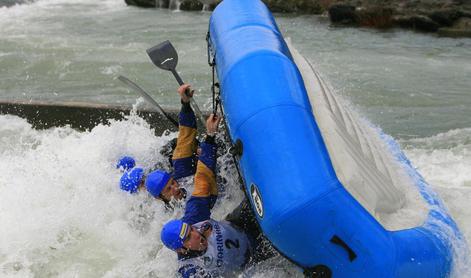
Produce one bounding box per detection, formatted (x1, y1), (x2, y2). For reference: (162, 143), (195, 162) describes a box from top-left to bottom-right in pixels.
(1, 0), (471, 277)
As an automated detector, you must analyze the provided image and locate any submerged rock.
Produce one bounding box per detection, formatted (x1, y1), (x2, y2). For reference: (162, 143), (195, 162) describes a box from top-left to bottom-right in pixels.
(329, 4), (395, 28)
(0, 0), (33, 7)
(124, 0), (155, 8)
(328, 4), (357, 24)
(429, 8), (465, 26)
(438, 17), (471, 37)
(262, 0), (323, 14)
(393, 15), (441, 32)
(454, 16), (471, 28)
(158, 0), (169, 8)
(180, 0), (204, 11)
(357, 6), (394, 28)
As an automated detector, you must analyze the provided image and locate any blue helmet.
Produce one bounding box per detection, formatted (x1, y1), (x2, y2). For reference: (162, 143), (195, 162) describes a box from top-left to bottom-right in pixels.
(161, 219), (190, 251)
(145, 170), (171, 198)
(116, 156), (136, 171)
(120, 167), (144, 193)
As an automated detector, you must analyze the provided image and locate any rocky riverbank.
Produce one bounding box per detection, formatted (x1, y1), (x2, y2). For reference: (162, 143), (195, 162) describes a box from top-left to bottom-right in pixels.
(328, 0), (471, 37)
(124, 0), (471, 37)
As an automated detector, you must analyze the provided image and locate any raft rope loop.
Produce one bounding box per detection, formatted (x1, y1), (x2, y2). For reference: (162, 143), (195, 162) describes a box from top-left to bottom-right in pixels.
(206, 31), (243, 188)
(211, 62), (220, 115)
(207, 31), (220, 116)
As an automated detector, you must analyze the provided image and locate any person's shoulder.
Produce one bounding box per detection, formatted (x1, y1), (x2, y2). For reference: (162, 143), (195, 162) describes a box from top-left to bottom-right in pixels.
(177, 263), (212, 278)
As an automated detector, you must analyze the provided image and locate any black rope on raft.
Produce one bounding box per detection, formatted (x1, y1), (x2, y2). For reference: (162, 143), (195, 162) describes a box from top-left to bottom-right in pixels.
(206, 30), (242, 186)
(207, 31), (220, 115)
(211, 61), (221, 115)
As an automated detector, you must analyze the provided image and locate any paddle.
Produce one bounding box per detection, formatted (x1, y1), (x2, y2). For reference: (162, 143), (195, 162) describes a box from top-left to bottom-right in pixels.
(117, 75), (179, 127)
(146, 40), (206, 125)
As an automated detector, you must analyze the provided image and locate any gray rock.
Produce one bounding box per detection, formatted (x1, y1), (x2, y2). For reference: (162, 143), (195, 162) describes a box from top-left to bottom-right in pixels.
(125, 0), (155, 8)
(356, 6), (394, 28)
(262, 0), (322, 14)
(429, 9), (464, 26)
(393, 15), (441, 32)
(0, 0), (34, 7)
(198, 0), (218, 4)
(328, 4), (358, 24)
(180, 0), (204, 10)
(158, 0), (169, 8)
(438, 28), (471, 36)
(455, 16), (471, 26)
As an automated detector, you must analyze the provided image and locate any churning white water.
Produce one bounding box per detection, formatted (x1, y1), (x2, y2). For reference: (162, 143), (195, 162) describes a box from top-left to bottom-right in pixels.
(0, 0), (470, 277)
(1, 105), (470, 277)
(0, 112), (176, 277)
(402, 128), (471, 243)
(0, 111), (301, 277)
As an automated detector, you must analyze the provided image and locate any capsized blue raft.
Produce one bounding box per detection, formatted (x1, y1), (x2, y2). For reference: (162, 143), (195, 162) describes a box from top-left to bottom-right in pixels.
(208, 0), (466, 277)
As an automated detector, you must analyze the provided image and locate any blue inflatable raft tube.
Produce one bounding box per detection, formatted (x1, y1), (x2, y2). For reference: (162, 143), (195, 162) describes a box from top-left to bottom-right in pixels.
(209, 0), (466, 277)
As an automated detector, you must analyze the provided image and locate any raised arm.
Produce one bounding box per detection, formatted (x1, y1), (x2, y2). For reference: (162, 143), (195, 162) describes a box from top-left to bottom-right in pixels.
(182, 114), (221, 224)
(172, 84), (198, 180)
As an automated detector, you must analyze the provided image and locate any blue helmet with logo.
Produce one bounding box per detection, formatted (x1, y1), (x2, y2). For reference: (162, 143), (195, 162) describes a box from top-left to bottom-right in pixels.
(161, 219), (190, 251)
(120, 167), (144, 193)
(116, 156), (136, 171)
(145, 170), (171, 198)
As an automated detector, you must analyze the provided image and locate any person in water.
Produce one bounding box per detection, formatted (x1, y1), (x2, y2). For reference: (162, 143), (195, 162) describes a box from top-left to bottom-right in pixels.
(118, 84), (200, 204)
(160, 112), (274, 277)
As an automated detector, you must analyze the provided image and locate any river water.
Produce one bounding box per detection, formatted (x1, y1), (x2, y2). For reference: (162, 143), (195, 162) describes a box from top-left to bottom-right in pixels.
(1, 0), (470, 277)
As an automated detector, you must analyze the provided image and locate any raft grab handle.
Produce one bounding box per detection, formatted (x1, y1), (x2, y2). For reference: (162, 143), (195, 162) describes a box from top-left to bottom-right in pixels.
(330, 235), (357, 262)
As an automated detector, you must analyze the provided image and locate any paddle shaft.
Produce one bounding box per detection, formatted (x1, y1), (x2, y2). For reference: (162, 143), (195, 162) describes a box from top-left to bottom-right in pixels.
(118, 75), (179, 127)
(170, 69), (206, 125)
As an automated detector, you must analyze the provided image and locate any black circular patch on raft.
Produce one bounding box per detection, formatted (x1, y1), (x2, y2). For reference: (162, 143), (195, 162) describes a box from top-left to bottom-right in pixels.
(250, 183), (264, 218)
(304, 265), (332, 278)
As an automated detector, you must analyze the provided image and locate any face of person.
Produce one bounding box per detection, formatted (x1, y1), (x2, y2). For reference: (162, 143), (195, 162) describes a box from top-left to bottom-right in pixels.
(160, 179), (185, 202)
(183, 226), (208, 251)
(138, 179), (146, 192)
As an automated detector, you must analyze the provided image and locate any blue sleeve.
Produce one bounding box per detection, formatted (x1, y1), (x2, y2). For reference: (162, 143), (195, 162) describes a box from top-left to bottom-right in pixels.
(198, 141), (217, 172)
(179, 102), (196, 128)
(173, 156), (197, 180)
(182, 196), (217, 225)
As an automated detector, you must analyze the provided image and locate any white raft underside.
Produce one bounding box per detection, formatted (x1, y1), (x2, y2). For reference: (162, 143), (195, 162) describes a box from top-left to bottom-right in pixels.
(288, 41), (428, 231)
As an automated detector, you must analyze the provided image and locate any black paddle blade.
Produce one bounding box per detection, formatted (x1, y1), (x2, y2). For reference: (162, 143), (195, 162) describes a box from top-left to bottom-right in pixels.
(146, 40), (178, 71)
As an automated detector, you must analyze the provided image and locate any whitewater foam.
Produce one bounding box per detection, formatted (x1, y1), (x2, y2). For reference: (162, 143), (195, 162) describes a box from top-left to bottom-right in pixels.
(0, 113), (173, 276)
(0, 0), (470, 275)
(0, 112), (253, 277)
(1, 111), (469, 276)
(401, 128), (471, 277)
